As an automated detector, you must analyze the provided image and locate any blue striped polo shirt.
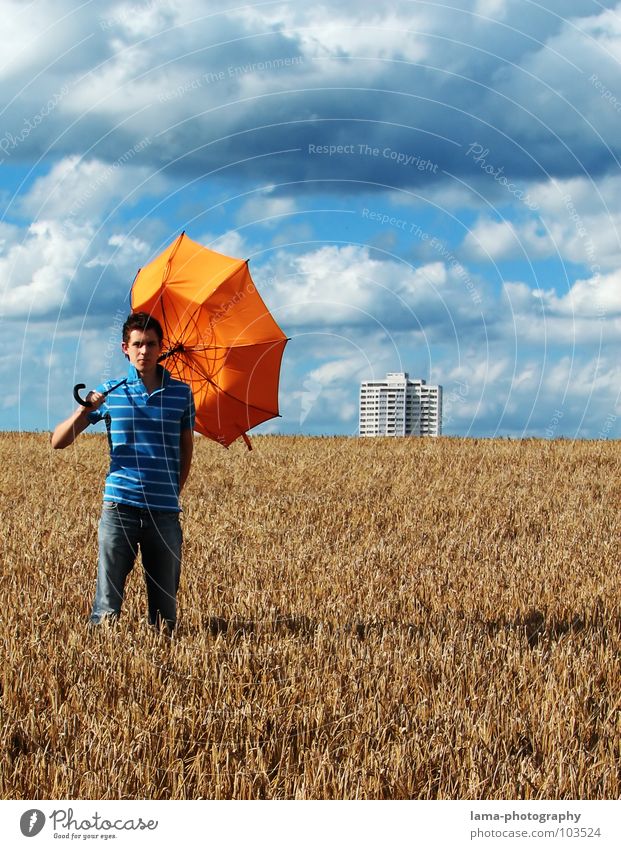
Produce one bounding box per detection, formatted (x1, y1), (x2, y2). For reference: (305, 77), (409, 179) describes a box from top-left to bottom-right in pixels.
(87, 363), (195, 512)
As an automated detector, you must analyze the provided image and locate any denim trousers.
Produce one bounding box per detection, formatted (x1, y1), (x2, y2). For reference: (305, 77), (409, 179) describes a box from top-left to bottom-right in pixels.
(91, 501), (182, 630)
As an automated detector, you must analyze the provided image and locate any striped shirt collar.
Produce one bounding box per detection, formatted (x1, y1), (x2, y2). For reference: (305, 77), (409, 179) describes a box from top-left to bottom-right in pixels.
(126, 362), (172, 388)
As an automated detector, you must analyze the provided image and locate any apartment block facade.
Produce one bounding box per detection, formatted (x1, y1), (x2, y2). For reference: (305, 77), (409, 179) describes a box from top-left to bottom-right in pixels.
(359, 372), (442, 437)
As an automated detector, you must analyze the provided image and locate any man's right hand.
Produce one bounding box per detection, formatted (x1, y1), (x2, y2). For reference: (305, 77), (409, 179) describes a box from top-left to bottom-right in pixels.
(86, 390), (106, 411)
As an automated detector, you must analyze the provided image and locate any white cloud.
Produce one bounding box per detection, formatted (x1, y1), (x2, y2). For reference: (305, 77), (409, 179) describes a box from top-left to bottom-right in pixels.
(548, 270), (621, 317)
(237, 192), (297, 227)
(505, 268), (621, 321)
(290, 371), (359, 428)
(85, 233), (150, 268)
(0, 0), (67, 80)
(68, 41), (167, 117)
(270, 244), (384, 326)
(0, 219), (94, 318)
(460, 170), (621, 269)
(2, 0), (620, 197)
(463, 219), (519, 261)
(1, 155), (167, 320)
(493, 3), (621, 168)
(0, 221), (22, 253)
(18, 154), (159, 221)
(528, 174), (621, 269)
(307, 355), (367, 386)
(198, 229), (247, 258)
(230, 3), (432, 63)
(102, 0), (178, 38)
(264, 244), (484, 333)
(462, 218), (553, 261)
(438, 343), (621, 438)
(474, 0), (507, 20)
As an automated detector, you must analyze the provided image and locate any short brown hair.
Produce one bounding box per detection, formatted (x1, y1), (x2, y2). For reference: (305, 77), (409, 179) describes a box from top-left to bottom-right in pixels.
(122, 312), (164, 345)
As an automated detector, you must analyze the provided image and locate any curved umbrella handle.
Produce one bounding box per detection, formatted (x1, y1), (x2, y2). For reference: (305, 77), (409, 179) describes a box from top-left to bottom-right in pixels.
(73, 383), (92, 407)
(73, 377), (127, 408)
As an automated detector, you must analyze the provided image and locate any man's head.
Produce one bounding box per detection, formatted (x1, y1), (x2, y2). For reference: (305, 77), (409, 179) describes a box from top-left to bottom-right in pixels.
(122, 312), (164, 345)
(121, 313), (164, 375)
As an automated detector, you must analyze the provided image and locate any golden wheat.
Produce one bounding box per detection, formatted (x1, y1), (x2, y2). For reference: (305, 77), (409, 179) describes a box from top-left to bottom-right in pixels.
(1, 433), (620, 799)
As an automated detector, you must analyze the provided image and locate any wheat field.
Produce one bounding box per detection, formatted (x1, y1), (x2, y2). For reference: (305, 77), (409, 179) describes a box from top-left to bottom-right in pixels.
(1, 432), (620, 799)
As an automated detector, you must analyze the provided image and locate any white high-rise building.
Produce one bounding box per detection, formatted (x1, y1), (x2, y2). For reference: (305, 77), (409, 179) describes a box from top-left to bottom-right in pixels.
(359, 372), (442, 437)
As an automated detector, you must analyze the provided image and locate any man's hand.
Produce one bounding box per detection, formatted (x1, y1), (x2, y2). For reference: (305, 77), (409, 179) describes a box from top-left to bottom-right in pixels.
(86, 390), (106, 411)
(179, 428), (194, 492)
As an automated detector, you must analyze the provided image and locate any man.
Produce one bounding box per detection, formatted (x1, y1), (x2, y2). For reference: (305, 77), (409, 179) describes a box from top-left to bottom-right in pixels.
(51, 312), (195, 632)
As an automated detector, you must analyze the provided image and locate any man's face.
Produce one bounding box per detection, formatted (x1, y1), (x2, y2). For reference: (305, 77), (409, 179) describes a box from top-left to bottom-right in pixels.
(122, 328), (163, 374)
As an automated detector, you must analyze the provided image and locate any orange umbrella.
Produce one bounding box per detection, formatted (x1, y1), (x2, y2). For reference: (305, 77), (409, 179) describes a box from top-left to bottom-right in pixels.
(131, 232), (288, 449)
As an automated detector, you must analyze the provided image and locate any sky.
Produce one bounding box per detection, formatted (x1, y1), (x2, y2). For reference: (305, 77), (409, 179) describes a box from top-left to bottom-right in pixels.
(1, 0), (621, 439)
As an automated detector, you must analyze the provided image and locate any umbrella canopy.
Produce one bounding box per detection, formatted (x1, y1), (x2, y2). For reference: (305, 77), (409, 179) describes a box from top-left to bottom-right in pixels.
(131, 232), (288, 448)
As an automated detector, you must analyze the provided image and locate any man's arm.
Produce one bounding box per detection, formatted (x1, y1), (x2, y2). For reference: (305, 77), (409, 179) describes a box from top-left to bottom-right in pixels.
(51, 391), (105, 449)
(179, 428), (194, 491)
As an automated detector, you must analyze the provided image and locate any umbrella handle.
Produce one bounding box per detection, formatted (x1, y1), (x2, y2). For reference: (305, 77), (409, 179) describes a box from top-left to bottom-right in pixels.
(73, 378), (127, 408)
(73, 384), (92, 407)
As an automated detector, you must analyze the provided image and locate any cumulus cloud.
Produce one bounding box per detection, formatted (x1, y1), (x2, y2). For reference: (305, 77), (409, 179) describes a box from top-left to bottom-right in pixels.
(261, 243), (487, 336)
(461, 217), (554, 261)
(500, 267), (621, 353)
(0, 219), (93, 318)
(85, 233), (150, 268)
(436, 345), (621, 439)
(289, 354), (363, 429)
(3, 0), (621, 192)
(528, 174), (621, 269)
(236, 190), (298, 228)
(196, 229), (254, 259)
(17, 149), (158, 220)
(1, 155), (162, 320)
(458, 170), (621, 271)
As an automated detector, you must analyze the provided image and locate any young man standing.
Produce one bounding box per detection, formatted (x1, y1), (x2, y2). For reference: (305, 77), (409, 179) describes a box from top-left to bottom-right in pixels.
(51, 312), (195, 632)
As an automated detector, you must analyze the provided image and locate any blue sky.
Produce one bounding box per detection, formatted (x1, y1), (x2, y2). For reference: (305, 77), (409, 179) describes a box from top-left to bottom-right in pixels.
(2, 0), (621, 439)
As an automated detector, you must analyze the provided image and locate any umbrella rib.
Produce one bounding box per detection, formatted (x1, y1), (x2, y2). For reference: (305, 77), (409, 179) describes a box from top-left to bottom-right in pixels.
(158, 234), (220, 354)
(159, 232), (186, 345)
(180, 349), (225, 384)
(183, 338), (288, 351)
(171, 348), (281, 418)
(164, 251), (245, 345)
(173, 300), (214, 352)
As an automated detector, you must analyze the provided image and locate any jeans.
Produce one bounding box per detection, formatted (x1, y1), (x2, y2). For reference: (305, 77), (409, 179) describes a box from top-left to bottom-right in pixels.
(91, 501), (182, 630)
